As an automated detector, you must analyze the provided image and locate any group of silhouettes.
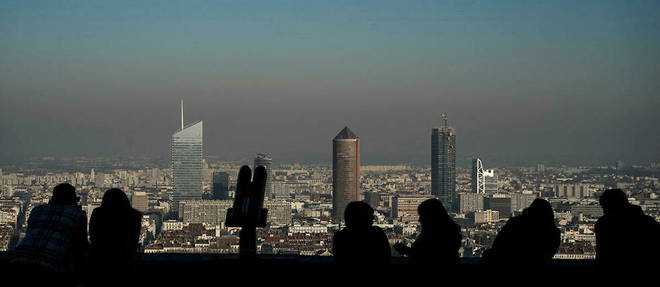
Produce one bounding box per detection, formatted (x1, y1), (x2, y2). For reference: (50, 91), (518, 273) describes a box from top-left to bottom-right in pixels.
(332, 189), (660, 269)
(9, 183), (141, 285)
(7, 183), (660, 284)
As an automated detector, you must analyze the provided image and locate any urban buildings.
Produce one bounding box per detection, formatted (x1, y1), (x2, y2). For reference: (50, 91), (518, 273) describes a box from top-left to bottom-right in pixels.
(212, 172), (230, 200)
(458, 192), (485, 214)
(472, 158), (485, 194)
(171, 100), (203, 206)
(179, 200), (233, 226)
(1, 158), (658, 260)
(178, 199), (292, 227)
(554, 184), (596, 199)
(431, 114), (456, 209)
(272, 181), (290, 200)
(484, 169), (498, 193)
(254, 153), (273, 198)
(363, 191), (380, 208)
(392, 194), (433, 223)
(332, 127), (360, 222)
(473, 210), (500, 224)
(131, 191), (148, 212)
(486, 195), (512, 218)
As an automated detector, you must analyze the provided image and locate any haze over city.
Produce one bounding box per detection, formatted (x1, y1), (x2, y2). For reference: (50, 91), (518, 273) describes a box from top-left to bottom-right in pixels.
(1, 0), (658, 165)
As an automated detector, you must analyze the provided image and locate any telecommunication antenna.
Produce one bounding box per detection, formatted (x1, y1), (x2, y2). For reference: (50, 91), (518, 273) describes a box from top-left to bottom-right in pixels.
(441, 112), (448, 127)
(180, 99), (184, 129)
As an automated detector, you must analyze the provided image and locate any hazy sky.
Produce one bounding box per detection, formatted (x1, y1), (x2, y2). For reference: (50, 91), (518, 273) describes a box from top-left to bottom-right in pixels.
(1, 0), (658, 166)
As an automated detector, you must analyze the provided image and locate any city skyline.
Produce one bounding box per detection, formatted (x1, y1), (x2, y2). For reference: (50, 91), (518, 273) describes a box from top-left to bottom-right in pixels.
(1, 1), (658, 166)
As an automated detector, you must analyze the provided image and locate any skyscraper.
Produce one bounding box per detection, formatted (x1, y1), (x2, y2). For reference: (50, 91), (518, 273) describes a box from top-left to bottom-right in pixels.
(484, 169), (498, 193)
(431, 113), (456, 209)
(472, 158), (485, 194)
(332, 126), (360, 222)
(172, 100), (203, 206)
(254, 153), (273, 198)
(212, 172), (230, 200)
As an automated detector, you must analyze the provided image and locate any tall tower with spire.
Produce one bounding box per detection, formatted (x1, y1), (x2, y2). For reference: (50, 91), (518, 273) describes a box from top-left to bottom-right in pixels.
(431, 113), (456, 210)
(172, 100), (203, 210)
(332, 126), (360, 222)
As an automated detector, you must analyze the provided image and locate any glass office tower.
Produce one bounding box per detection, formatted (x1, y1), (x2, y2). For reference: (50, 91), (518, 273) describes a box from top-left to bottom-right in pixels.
(172, 100), (203, 204)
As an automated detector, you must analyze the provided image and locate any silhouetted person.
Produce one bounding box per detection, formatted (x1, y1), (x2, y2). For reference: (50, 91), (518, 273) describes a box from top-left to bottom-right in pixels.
(88, 188), (142, 281)
(595, 189), (660, 269)
(332, 201), (391, 264)
(481, 198), (560, 267)
(393, 198), (461, 265)
(10, 183), (88, 286)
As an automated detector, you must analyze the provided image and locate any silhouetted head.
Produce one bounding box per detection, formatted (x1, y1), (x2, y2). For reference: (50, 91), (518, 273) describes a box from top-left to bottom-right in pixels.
(417, 198), (451, 227)
(523, 198), (555, 225)
(344, 201), (374, 229)
(50, 183), (78, 205)
(599, 189), (629, 214)
(101, 188), (132, 210)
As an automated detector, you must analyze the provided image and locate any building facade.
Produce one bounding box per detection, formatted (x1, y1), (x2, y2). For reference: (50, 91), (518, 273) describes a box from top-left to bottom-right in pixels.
(473, 210), (500, 224)
(458, 192), (485, 214)
(332, 126), (360, 222)
(392, 194), (433, 223)
(431, 118), (456, 209)
(131, 191), (149, 212)
(212, 172), (230, 200)
(254, 153), (273, 198)
(172, 100), (203, 205)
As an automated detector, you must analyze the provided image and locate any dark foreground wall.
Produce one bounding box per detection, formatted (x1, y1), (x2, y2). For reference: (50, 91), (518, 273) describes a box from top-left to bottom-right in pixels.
(0, 252), (604, 285)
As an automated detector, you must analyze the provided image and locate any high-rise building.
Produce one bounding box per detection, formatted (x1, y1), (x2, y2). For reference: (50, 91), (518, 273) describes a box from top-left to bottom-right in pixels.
(471, 158), (485, 194)
(332, 126), (360, 222)
(484, 169), (498, 193)
(254, 153), (273, 198)
(132, 191), (149, 212)
(431, 114), (456, 209)
(172, 100), (203, 206)
(212, 172), (230, 200)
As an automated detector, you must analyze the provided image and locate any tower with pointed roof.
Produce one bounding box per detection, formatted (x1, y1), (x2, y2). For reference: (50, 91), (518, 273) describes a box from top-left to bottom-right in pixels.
(332, 126), (360, 222)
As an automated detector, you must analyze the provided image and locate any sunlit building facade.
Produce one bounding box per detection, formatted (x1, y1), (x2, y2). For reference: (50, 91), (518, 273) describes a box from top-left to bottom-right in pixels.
(332, 126), (360, 222)
(172, 100), (203, 205)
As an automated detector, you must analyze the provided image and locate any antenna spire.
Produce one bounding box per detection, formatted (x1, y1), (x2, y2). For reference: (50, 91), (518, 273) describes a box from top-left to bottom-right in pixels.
(180, 99), (184, 129)
(442, 112), (448, 127)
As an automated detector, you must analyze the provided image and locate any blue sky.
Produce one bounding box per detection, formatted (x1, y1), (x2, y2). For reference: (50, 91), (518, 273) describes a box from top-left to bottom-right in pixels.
(1, 0), (659, 165)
